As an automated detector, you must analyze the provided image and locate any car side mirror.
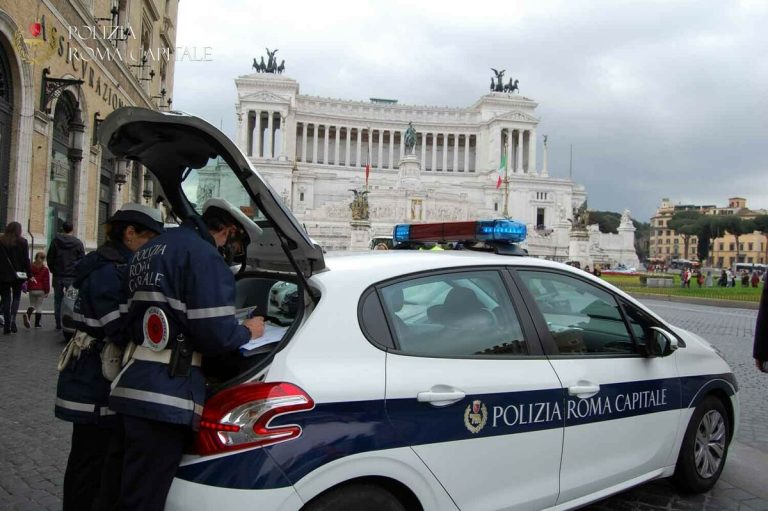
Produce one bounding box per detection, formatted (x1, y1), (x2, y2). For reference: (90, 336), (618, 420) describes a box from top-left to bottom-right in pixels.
(648, 326), (679, 357)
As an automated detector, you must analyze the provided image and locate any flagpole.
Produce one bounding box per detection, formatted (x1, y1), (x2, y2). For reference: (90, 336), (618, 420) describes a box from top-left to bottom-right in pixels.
(365, 125), (371, 191)
(502, 143), (510, 218)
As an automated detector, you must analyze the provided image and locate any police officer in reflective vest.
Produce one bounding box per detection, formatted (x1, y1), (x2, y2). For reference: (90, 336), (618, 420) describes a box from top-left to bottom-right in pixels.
(110, 202), (265, 511)
(55, 204), (164, 511)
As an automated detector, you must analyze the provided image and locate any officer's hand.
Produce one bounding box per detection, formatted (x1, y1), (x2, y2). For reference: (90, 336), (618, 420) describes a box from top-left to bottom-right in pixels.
(244, 316), (265, 339)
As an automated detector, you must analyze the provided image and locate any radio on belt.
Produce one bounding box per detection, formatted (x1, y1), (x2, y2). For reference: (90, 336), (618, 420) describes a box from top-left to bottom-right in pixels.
(169, 334), (193, 378)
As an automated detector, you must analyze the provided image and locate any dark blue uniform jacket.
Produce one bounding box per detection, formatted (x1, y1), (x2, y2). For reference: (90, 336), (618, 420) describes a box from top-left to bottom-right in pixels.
(109, 223), (250, 428)
(55, 242), (132, 424)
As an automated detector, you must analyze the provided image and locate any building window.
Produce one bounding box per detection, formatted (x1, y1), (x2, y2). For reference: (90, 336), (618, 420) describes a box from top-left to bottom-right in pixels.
(494, 202), (498, 212)
(666, 247), (670, 254)
(749, 242), (754, 251)
(0, 42), (13, 227)
(730, 243), (735, 251)
(299, 192), (304, 202)
(739, 243), (744, 251)
(48, 92), (78, 241)
(536, 207), (545, 228)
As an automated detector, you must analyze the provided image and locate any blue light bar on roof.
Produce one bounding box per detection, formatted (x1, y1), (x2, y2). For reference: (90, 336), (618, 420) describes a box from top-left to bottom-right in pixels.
(476, 219), (527, 243)
(392, 219), (527, 244)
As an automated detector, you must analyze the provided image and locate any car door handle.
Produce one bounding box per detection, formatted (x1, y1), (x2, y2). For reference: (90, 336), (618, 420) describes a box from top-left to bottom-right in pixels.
(568, 383), (601, 398)
(417, 387), (466, 407)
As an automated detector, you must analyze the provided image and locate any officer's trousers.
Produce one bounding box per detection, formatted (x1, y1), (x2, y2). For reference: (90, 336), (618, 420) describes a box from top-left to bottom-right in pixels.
(62, 423), (112, 511)
(119, 415), (189, 511)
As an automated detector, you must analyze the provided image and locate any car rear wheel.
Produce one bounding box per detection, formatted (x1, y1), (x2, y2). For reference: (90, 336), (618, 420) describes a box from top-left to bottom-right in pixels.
(673, 395), (730, 493)
(303, 483), (407, 511)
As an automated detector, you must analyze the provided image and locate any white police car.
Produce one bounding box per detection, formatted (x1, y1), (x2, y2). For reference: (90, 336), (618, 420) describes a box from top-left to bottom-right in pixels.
(101, 108), (738, 511)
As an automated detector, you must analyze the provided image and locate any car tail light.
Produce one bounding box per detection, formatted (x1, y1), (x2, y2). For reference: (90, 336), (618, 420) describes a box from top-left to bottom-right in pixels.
(196, 382), (314, 456)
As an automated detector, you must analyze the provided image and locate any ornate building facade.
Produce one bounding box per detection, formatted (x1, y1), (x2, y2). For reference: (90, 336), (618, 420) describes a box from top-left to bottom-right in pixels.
(0, 0), (177, 251)
(650, 197), (768, 268)
(227, 71), (638, 268)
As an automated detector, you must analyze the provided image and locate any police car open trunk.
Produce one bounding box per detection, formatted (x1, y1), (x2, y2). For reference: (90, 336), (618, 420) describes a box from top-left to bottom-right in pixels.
(98, 107), (324, 388)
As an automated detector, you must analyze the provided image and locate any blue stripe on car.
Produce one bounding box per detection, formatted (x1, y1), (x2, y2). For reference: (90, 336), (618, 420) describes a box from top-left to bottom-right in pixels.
(175, 373), (736, 490)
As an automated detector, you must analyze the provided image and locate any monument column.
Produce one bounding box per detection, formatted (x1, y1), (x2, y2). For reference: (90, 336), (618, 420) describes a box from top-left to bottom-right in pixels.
(323, 125), (329, 164)
(400, 130), (405, 160)
(452, 133), (458, 171)
(378, 129), (384, 168)
(431, 134), (437, 171)
(356, 128), (362, 167)
(312, 124), (319, 163)
(463, 135), (470, 172)
(280, 113), (288, 159)
(441, 134), (448, 172)
(506, 129), (513, 173)
(516, 129), (524, 173)
(388, 131), (394, 169)
(301, 122), (308, 162)
(420, 132), (426, 169)
(528, 129), (537, 175)
(254, 112), (262, 157)
(346, 127), (352, 166)
(266, 111), (274, 159)
(334, 126), (340, 165)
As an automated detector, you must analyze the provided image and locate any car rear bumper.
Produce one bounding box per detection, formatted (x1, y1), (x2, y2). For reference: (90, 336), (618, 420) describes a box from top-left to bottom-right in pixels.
(165, 477), (303, 510)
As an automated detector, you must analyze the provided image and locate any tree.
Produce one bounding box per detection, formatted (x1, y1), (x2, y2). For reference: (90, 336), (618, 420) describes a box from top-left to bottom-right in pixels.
(668, 211), (702, 260)
(752, 215), (768, 265)
(695, 215), (726, 264)
(589, 211), (621, 234)
(721, 216), (755, 265)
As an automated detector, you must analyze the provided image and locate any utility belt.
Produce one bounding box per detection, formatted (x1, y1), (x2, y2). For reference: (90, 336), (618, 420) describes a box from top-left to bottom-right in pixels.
(57, 330), (123, 382)
(131, 345), (202, 368)
(129, 334), (202, 378)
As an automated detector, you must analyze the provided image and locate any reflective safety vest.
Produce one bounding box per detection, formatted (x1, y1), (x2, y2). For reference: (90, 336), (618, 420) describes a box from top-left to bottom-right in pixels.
(109, 224), (250, 428)
(55, 243), (131, 424)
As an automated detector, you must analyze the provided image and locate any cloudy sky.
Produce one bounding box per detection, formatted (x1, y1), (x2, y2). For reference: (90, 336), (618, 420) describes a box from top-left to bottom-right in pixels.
(172, 0), (768, 222)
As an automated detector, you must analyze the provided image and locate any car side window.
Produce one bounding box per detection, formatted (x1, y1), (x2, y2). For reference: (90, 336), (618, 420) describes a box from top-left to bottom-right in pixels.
(620, 300), (658, 350)
(517, 271), (639, 356)
(379, 270), (528, 357)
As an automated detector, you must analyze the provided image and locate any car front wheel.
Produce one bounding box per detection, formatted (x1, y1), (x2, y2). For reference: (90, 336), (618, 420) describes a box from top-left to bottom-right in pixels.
(673, 395), (730, 493)
(303, 483), (407, 511)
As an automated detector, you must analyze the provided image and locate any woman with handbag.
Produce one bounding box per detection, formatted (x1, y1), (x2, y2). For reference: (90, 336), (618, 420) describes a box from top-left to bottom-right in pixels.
(0, 221), (32, 334)
(55, 204), (163, 511)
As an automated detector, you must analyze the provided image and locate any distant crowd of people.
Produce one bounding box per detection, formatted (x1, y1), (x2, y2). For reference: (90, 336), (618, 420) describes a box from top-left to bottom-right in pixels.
(0, 221), (84, 334)
(676, 267), (765, 289)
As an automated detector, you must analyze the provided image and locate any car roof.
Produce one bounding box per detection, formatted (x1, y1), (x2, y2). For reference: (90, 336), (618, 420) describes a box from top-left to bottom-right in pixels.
(314, 251), (583, 285)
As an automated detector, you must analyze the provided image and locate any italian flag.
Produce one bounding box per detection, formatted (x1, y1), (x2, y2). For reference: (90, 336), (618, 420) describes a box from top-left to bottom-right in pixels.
(365, 163), (371, 187)
(496, 154), (507, 189)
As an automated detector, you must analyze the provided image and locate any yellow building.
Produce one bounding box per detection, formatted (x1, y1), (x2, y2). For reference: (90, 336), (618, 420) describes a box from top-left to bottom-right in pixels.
(649, 197), (767, 268)
(0, 0), (177, 251)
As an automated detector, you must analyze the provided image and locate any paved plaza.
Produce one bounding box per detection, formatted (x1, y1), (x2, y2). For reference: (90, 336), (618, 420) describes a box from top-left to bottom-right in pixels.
(0, 299), (765, 510)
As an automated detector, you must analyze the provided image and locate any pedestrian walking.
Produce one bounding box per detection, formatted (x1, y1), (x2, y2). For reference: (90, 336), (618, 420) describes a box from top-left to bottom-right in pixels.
(47, 222), (84, 331)
(695, 270), (704, 288)
(754, 277), (768, 373)
(24, 252), (50, 328)
(751, 271), (760, 288)
(55, 204), (164, 511)
(109, 201), (265, 511)
(0, 222), (32, 334)
(718, 269), (728, 287)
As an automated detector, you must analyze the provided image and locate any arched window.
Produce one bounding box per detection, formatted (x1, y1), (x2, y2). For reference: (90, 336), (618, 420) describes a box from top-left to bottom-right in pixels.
(48, 91), (77, 241)
(0, 42), (14, 227)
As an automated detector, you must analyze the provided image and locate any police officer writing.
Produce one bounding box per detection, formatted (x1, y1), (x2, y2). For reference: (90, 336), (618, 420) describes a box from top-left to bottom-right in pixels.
(109, 202), (265, 511)
(55, 204), (164, 511)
